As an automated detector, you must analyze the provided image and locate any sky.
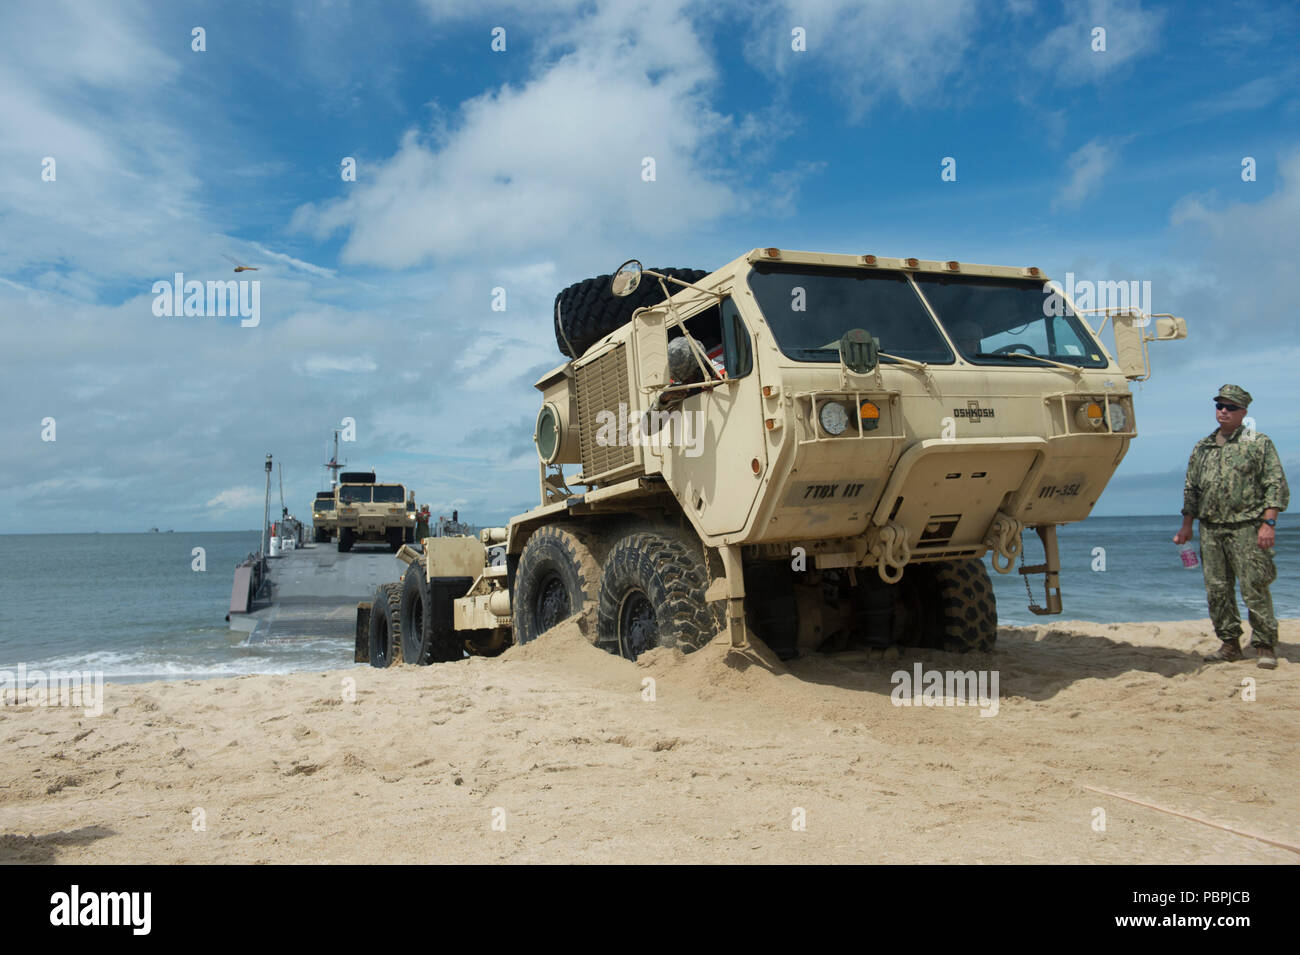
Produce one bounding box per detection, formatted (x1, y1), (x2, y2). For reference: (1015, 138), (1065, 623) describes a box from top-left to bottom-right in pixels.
(3, 0), (1298, 533)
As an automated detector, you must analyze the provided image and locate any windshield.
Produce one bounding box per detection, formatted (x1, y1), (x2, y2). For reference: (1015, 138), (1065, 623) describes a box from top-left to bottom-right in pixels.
(339, 485), (369, 503)
(913, 273), (1106, 367)
(314, 499), (335, 512)
(747, 264), (954, 363)
(372, 485), (405, 503)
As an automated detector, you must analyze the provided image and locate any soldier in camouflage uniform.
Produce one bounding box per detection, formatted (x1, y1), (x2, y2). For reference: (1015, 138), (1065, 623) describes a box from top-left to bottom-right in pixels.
(1175, 385), (1289, 669)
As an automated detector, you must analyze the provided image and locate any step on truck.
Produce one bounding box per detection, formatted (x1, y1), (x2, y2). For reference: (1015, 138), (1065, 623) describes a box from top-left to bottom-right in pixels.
(335, 470), (418, 553)
(358, 248), (1186, 667)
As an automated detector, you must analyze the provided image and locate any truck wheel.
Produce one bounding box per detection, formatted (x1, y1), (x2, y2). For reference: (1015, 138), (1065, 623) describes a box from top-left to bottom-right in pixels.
(553, 267), (708, 359)
(338, 528), (354, 553)
(368, 583), (403, 667)
(398, 561), (463, 664)
(512, 524), (603, 643)
(597, 532), (721, 661)
(932, 559), (997, 652)
(399, 560), (432, 663)
(387, 528), (403, 552)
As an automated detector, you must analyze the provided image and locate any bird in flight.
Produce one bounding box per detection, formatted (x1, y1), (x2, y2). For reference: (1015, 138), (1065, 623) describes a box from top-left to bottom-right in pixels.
(222, 254), (260, 273)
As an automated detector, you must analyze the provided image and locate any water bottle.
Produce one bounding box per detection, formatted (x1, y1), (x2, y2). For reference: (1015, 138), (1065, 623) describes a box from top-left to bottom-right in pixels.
(1178, 539), (1199, 569)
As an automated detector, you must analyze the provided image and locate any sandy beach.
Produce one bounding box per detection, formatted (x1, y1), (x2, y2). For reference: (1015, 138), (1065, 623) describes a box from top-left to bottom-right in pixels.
(1, 618), (1296, 864)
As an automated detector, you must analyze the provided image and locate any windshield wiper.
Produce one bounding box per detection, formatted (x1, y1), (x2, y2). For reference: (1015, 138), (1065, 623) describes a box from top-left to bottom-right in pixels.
(991, 352), (1084, 376)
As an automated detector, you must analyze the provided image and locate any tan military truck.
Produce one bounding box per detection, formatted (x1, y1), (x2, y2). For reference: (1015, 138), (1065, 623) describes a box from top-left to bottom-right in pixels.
(360, 248), (1185, 667)
(335, 470), (417, 553)
(312, 491), (337, 543)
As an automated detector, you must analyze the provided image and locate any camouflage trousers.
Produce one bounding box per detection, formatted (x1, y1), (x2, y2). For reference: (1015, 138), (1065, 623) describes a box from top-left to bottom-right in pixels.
(1200, 520), (1278, 647)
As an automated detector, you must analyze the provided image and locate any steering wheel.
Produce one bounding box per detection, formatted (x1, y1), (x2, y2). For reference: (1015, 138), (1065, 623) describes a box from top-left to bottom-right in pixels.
(992, 343), (1038, 356)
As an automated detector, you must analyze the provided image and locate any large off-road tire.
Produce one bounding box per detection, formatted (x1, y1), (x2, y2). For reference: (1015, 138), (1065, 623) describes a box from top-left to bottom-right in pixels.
(399, 561), (469, 665)
(512, 524), (604, 644)
(387, 528), (403, 553)
(931, 559), (997, 652)
(399, 560), (432, 664)
(553, 267), (709, 359)
(368, 583), (403, 667)
(596, 531), (722, 661)
(338, 527), (354, 553)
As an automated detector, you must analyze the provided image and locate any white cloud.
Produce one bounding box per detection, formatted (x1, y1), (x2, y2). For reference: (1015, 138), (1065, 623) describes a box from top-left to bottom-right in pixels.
(296, 355), (380, 375)
(1029, 0), (1164, 86)
(291, 3), (737, 268)
(1165, 151), (1300, 340)
(1053, 138), (1117, 210)
(739, 0), (981, 117)
(206, 487), (264, 511)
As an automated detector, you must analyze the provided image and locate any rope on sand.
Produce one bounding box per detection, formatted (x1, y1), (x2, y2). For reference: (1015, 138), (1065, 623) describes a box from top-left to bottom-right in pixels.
(1082, 784), (1300, 855)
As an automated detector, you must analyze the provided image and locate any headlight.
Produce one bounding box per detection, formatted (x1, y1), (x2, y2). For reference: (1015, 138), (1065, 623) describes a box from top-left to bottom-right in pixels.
(819, 400), (850, 436)
(1107, 402), (1128, 432)
(1074, 401), (1105, 430)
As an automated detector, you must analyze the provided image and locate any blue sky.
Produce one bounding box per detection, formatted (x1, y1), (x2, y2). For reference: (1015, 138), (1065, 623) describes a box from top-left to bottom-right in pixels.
(3, 0), (1298, 532)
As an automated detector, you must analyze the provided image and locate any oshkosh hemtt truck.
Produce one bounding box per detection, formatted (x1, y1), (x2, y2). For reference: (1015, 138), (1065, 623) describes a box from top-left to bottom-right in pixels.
(360, 249), (1185, 667)
(335, 471), (417, 553)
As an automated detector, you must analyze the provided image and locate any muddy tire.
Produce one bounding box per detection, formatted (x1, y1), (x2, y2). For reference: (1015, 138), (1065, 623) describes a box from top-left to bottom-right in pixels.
(338, 527), (354, 553)
(932, 559), (997, 652)
(553, 267), (709, 359)
(368, 583), (403, 667)
(512, 524), (604, 644)
(597, 531), (721, 661)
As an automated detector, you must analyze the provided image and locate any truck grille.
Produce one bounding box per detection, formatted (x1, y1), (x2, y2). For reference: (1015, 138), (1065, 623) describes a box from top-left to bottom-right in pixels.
(576, 344), (634, 479)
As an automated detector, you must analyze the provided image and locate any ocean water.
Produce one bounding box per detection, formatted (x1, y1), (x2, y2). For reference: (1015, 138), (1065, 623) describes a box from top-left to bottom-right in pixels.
(991, 515), (1298, 627)
(0, 531), (348, 683)
(0, 518), (1295, 682)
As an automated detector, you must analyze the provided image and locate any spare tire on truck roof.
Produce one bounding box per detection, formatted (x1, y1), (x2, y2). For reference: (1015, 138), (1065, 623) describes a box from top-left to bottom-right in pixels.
(553, 267), (709, 359)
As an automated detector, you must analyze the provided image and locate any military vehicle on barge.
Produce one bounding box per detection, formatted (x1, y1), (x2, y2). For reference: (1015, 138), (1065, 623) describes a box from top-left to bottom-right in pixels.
(334, 470), (417, 553)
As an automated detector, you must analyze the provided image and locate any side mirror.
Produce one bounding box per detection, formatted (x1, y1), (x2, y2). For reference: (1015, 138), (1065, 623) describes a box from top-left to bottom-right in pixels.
(1153, 315), (1187, 341)
(840, 328), (878, 375)
(611, 260), (643, 297)
(1112, 311), (1149, 380)
(633, 307), (669, 389)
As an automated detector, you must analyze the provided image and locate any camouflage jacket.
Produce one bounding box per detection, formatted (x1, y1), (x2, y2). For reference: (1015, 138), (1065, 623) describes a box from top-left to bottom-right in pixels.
(1182, 426), (1289, 523)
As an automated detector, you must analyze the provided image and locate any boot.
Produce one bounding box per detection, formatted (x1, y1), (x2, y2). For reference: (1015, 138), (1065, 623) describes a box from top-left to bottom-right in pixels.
(1205, 639), (1242, 663)
(1256, 646), (1277, 670)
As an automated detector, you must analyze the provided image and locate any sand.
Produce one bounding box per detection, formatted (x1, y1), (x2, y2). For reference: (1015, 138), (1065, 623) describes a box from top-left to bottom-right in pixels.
(1, 618), (1297, 864)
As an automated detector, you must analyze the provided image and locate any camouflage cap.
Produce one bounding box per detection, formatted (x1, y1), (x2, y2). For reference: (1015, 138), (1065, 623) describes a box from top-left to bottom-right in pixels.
(1214, 384), (1252, 407)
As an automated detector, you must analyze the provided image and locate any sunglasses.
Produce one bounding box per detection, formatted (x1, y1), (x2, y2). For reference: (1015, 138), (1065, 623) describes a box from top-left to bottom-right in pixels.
(1215, 402), (1241, 412)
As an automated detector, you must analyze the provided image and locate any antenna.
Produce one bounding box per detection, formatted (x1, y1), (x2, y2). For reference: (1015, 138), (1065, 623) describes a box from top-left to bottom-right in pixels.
(279, 462), (287, 519)
(324, 430), (345, 489)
